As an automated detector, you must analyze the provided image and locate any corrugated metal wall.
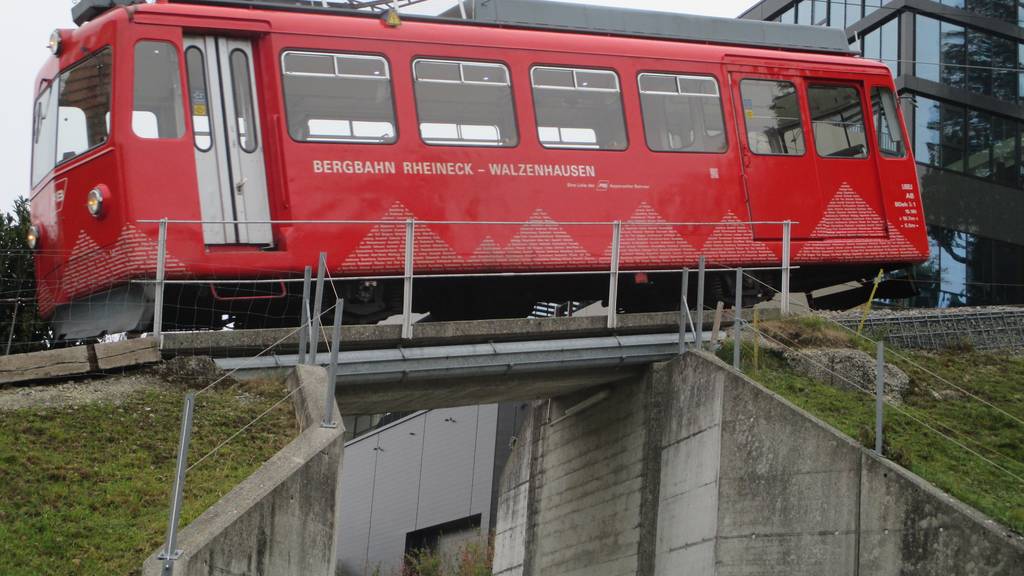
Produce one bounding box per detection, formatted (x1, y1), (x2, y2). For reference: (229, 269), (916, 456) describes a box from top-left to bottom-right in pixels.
(336, 404), (501, 576)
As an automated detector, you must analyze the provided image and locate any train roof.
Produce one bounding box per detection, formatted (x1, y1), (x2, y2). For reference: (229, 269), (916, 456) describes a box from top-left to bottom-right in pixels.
(72, 0), (855, 56)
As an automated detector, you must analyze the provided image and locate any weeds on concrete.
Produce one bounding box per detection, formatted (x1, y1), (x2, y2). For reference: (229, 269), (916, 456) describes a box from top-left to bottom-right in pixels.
(403, 539), (494, 576)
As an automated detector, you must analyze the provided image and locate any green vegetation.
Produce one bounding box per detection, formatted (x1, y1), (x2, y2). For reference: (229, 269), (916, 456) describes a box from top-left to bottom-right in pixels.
(0, 378), (295, 576)
(0, 196), (46, 352)
(718, 316), (1024, 534)
(403, 540), (494, 576)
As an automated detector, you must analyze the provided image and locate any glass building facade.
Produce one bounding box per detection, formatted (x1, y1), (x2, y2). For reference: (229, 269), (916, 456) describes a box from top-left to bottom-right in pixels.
(743, 0), (1024, 307)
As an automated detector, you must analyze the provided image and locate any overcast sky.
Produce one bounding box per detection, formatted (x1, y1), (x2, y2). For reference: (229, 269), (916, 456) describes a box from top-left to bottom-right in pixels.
(1, 0), (755, 212)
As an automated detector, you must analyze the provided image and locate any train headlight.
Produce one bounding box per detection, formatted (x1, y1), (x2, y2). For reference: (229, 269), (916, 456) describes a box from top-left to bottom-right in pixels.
(48, 30), (63, 56)
(87, 187), (104, 217)
(27, 226), (40, 250)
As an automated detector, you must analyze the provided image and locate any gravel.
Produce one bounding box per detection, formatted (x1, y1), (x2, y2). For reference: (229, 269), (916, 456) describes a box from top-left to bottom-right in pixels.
(782, 347), (910, 403)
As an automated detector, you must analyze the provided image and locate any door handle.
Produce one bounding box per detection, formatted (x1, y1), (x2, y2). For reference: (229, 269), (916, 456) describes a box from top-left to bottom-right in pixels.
(235, 177), (248, 194)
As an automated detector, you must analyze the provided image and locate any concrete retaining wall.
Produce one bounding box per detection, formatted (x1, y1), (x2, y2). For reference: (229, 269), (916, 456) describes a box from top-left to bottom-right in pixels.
(142, 365), (345, 576)
(495, 352), (1024, 575)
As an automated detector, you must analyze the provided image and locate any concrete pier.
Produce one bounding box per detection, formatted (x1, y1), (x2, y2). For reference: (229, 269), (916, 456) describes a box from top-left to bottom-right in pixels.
(494, 352), (1024, 576)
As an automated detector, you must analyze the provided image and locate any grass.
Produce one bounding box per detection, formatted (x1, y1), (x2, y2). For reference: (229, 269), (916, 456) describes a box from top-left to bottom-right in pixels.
(718, 317), (1024, 534)
(0, 378), (296, 576)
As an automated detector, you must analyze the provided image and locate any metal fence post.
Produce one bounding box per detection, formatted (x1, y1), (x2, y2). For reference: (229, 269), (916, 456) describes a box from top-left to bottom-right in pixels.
(5, 299), (20, 356)
(781, 220), (792, 316)
(298, 266), (312, 365)
(733, 268), (743, 370)
(159, 392), (195, 576)
(607, 221), (622, 330)
(695, 256), (706, 350)
(402, 219), (415, 340)
(309, 253), (327, 362)
(323, 298), (343, 429)
(875, 340), (885, 456)
(153, 218), (168, 349)
(679, 267), (689, 355)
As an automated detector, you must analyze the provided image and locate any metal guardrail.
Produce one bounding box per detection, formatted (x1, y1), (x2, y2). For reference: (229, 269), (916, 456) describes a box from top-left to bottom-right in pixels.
(140, 217), (796, 347)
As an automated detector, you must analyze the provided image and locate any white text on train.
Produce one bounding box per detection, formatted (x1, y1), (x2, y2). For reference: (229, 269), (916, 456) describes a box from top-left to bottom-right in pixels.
(488, 164), (596, 177)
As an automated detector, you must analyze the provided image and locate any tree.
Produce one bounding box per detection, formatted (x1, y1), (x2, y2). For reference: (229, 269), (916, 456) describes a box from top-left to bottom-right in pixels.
(0, 197), (46, 353)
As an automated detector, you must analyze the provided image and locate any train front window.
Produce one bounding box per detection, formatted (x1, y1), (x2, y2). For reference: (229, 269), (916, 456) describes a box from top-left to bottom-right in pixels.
(739, 79), (805, 156)
(413, 59), (518, 147)
(134, 41), (185, 139)
(531, 66), (627, 150)
(31, 48), (113, 186)
(31, 84), (58, 186)
(871, 87), (905, 158)
(282, 51), (397, 144)
(639, 73), (726, 153)
(808, 85), (868, 159)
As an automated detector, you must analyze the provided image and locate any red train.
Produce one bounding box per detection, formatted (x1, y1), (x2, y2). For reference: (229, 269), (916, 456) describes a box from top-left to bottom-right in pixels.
(29, 0), (928, 339)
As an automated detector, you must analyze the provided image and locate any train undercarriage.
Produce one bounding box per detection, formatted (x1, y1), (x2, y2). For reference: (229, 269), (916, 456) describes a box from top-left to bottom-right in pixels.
(49, 265), (918, 341)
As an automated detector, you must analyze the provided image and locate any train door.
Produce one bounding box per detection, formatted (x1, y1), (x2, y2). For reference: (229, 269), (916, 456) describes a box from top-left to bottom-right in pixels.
(184, 36), (272, 246)
(726, 67), (822, 239)
(803, 79), (886, 238)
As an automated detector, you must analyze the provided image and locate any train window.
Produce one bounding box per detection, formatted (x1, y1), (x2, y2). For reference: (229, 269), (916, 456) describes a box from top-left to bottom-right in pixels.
(638, 73), (726, 153)
(739, 79), (805, 156)
(413, 59), (517, 147)
(282, 51), (397, 144)
(186, 47), (213, 151)
(808, 85), (868, 159)
(133, 42), (185, 140)
(230, 50), (259, 153)
(31, 84), (58, 186)
(871, 87), (905, 158)
(57, 48), (114, 164)
(531, 66), (627, 150)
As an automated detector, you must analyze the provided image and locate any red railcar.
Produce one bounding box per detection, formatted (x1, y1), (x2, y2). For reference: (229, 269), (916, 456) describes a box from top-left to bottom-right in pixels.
(28, 0), (927, 338)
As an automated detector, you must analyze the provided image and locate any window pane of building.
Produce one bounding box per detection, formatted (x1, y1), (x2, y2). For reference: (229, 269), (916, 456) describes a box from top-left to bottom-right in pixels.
(872, 87), (905, 157)
(940, 20), (966, 88)
(532, 66), (627, 150)
(797, 0), (812, 25)
(966, 109), (992, 178)
(813, 0), (827, 25)
(966, 0), (1014, 23)
(134, 42), (184, 140)
(967, 29), (993, 96)
(808, 85), (868, 158)
(414, 59), (518, 147)
(914, 95), (966, 172)
(780, 7), (795, 23)
(845, 0), (862, 28)
(991, 35), (1016, 100)
(864, 0), (881, 17)
(740, 79), (805, 155)
(639, 73), (726, 153)
(881, 17), (899, 76)
(863, 26), (880, 61)
(915, 15), (940, 82)
(991, 114), (1018, 187)
(282, 52), (397, 144)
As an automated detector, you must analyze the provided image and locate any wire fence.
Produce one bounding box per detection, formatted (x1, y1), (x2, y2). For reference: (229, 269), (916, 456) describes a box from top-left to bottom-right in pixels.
(8, 215), (1024, 562)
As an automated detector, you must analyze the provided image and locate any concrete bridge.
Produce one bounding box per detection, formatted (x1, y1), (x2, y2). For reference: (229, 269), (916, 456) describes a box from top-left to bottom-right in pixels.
(132, 313), (1022, 575)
